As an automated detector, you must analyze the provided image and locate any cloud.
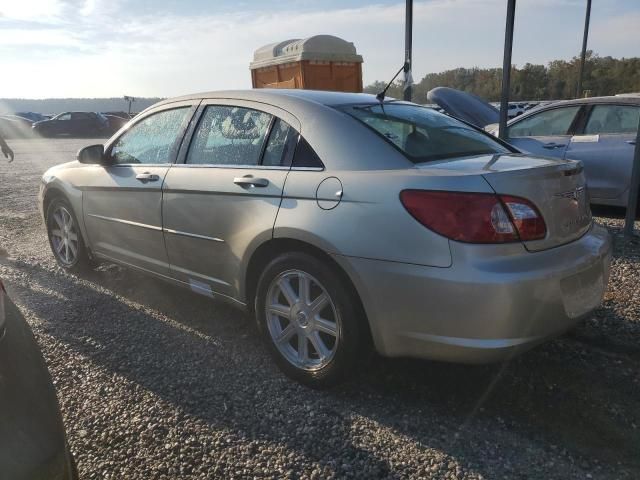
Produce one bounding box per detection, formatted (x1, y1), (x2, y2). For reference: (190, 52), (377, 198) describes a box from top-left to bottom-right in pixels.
(0, 0), (637, 98)
(0, 0), (64, 22)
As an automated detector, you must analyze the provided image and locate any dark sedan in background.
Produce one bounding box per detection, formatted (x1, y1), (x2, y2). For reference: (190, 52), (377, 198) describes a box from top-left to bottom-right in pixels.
(32, 111), (111, 138)
(0, 279), (77, 479)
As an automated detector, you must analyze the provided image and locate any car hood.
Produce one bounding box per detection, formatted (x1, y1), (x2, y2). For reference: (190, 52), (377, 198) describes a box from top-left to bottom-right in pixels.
(426, 87), (499, 128)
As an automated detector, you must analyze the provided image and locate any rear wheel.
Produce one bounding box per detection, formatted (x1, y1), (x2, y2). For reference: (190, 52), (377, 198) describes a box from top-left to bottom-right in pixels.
(46, 198), (94, 272)
(255, 252), (367, 388)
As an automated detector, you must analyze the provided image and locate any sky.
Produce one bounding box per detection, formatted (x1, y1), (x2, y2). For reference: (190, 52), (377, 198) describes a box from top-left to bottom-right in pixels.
(0, 0), (639, 98)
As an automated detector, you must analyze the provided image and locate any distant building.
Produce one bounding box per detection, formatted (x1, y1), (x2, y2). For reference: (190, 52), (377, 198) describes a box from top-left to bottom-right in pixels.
(250, 35), (363, 93)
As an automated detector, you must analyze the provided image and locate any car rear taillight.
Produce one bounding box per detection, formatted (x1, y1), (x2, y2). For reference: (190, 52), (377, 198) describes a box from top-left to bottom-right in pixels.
(0, 279), (5, 294)
(400, 190), (546, 243)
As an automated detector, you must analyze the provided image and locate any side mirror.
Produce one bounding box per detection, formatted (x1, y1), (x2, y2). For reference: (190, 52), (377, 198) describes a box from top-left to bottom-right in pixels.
(77, 144), (106, 164)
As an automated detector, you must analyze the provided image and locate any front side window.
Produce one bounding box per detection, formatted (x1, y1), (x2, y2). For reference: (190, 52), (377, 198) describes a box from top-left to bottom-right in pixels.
(110, 107), (190, 165)
(508, 106), (581, 137)
(340, 104), (509, 163)
(56, 113), (71, 121)
(187, 106), (272, 166)
(584, 105), (640, 135)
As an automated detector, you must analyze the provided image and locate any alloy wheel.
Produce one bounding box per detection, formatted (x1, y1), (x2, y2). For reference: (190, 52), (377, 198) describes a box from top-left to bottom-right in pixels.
(265, 270), (341, 371)
(49, 206), (79, 266)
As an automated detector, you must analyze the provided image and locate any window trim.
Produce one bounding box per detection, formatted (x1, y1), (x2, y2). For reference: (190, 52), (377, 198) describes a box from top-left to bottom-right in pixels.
(507, 104), (585, 138)
(103, 102), (199, 167)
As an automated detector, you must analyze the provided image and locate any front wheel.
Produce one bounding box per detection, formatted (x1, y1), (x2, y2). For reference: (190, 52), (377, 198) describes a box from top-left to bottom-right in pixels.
(255, 252), (367, 388)
(46, 198), (94, 272)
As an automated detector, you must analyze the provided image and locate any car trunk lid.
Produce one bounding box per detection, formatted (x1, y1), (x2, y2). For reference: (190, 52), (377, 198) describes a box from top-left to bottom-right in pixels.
(417, 154), (592, 251)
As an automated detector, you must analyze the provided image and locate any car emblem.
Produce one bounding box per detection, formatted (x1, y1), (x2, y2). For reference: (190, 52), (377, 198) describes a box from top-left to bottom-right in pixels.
(555, 186), (586, 201)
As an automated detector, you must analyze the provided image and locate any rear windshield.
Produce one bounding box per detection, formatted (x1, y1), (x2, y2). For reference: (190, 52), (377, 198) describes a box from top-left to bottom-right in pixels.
(339, 103), (510, 163)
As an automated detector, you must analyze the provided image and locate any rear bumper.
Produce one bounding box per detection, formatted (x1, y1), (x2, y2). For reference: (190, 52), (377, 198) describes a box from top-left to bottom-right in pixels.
(334, 223), (612, 363)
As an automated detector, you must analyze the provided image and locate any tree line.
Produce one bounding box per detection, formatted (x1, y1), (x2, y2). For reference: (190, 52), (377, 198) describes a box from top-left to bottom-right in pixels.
(363, 52), (640, 103)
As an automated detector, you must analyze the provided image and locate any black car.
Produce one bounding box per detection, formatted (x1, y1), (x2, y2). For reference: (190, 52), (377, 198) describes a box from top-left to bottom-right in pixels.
(0, 279), (77, 479)
(32, 111), (110, 137)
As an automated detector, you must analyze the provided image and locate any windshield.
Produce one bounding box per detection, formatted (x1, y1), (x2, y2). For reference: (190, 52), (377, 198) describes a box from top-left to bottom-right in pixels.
(340, 103), (510, 163)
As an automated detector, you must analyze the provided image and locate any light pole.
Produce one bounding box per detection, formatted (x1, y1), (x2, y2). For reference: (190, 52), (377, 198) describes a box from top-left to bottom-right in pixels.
(498, 0), (516, 141)
(403, 0), (413, 101)
(123, 95), (136, 116)
(576, 0), (592, 98)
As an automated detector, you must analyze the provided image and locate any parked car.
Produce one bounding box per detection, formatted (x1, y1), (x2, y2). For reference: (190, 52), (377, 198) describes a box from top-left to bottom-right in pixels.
(429, 89), (640, 208)
(0, 278), (77, 478)
(507, 103), (526, 118)
(32, 111), (110, 137)
(39, 90), (611, 387)
(492, 96), (640, 208)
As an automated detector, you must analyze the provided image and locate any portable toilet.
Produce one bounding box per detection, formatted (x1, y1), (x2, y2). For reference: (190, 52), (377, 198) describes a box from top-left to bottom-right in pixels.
(250, 35), (364, 92)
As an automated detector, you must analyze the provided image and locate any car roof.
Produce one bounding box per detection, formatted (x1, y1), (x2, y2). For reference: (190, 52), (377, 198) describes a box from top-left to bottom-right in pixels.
(538, 95), (640, 107)
(153, 89), (403, 110)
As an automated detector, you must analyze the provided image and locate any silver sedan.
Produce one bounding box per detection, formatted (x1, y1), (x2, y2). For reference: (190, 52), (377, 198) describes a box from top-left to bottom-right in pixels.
(491, 96), (640, 208)
(39, 90), (612, 387)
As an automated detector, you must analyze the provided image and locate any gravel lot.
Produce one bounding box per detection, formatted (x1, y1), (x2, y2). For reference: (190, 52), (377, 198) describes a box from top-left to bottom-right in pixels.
(1, 138), (639, 479)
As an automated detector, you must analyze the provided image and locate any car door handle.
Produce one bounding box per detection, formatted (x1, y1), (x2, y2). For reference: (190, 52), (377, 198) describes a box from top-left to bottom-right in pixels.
(233, 176), (269, 188)
(136, 172), (160, 183)
(627, 140), (637, 145)
(542, 142), (565, 149)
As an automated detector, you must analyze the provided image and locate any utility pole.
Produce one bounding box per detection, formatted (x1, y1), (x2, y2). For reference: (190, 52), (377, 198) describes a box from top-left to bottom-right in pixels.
(498, 0), (516, 140)
(576, 0), (592, 98)
(624, 116), (640, 237)
(403, 0), (413, 101)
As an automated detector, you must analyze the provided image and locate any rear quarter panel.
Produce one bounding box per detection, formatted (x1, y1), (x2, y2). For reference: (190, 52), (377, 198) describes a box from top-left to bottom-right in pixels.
(274, 168), (496, 267)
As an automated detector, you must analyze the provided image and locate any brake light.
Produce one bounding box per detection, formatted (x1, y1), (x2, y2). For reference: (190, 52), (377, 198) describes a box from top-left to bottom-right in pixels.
(400, 190), (546, 243)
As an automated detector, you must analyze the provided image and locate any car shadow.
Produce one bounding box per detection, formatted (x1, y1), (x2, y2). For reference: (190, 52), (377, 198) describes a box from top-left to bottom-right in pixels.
(2, 258), (639, 478)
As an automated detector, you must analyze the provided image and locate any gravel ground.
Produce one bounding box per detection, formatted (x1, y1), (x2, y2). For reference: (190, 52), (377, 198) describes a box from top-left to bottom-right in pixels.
(1, 138), (639, 479)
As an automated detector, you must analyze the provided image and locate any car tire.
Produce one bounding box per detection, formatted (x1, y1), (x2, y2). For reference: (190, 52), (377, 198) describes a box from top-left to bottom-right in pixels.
(46, 197), (95, 272)
(255, 252), (367, 388)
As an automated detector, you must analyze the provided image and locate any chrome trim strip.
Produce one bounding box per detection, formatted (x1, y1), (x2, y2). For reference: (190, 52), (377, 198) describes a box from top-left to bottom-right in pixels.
(291, 167), (324, 171)
(171, 164), (289, 170)
(104, 163), (173, 168)
(170, 164), (323, 171)
(87, 213), (162, 231)
(163, 228), (224, 243)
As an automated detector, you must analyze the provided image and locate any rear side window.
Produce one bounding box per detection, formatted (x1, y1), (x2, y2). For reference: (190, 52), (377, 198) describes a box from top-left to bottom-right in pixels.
(262, 118), (296, 167)
(187, 106), (272, 166)
(508, 106), (580, 137)
(292, 137), (324, 168)
(340, 104), (509, 163)
(584, 105), (640, 135)
(110, 107), (190, 165)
